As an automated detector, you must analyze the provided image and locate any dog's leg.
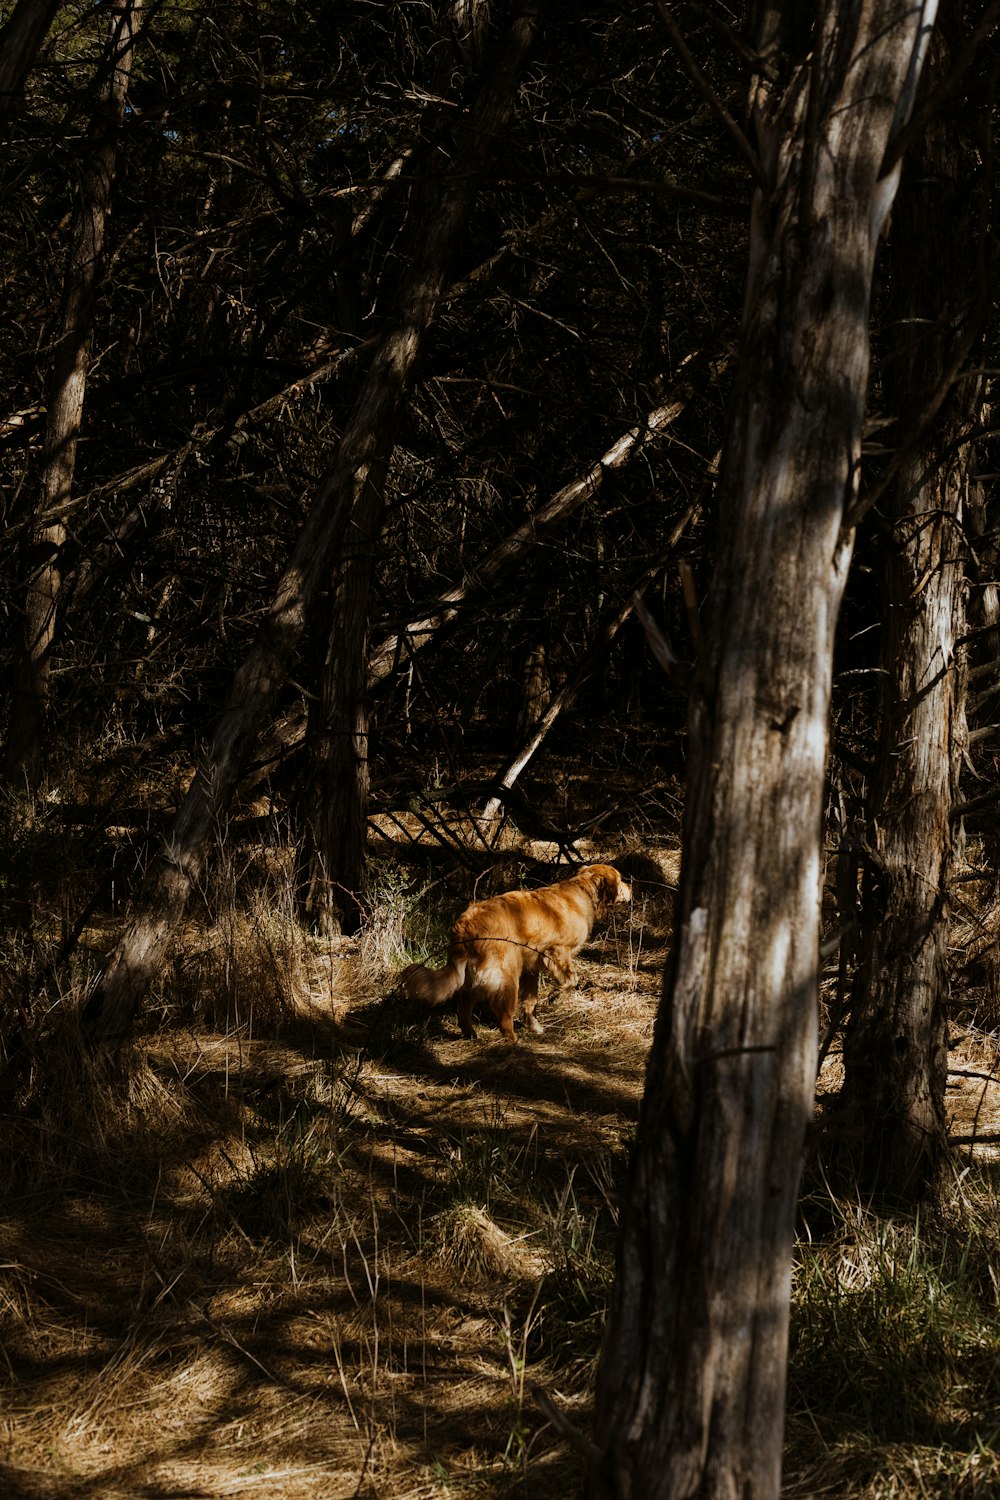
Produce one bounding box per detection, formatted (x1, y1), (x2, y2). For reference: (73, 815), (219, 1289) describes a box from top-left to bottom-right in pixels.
(520, 969), (544, 1036)
(457, 993), (478, 1039)
(491, 979), (520, 1043)
(544, 946), (576, 992)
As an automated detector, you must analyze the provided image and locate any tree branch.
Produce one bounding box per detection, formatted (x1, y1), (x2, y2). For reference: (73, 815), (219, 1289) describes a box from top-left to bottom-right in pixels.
(653, 0), (767, 193)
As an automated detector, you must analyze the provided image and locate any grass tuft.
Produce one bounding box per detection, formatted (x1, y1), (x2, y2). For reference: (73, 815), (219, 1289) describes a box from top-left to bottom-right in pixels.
(218, 1111), (342, 1244)
(786, 1184), (1000, 1494)
(425, 1203), (526, 1283)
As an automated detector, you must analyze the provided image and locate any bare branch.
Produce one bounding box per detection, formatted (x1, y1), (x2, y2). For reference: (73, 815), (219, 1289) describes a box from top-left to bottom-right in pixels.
(653, 0), (767, 193)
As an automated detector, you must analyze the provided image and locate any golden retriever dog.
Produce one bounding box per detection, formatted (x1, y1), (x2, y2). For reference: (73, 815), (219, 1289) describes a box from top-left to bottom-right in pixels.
(400, 864), (631, 1042)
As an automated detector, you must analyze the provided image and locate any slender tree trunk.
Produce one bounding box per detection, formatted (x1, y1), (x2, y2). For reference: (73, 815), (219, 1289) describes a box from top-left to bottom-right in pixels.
(5, 0), (139, 792)
(82, 0), (541, 1044)
(296, 463), (387, 935)
(837, 23), (977, 1203)
(0, 0), (60, 130)
(588, 5), (936, 1497)
(297, 0), (540, 933)
(515, 639), (550, 745)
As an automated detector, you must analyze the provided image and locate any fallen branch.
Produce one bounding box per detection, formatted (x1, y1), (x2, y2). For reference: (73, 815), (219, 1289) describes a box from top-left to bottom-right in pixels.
(368, 370), (721, 689)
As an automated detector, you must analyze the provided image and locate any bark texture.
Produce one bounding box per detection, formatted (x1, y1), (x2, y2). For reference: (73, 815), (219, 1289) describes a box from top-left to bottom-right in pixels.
(588, 5), (937, 1497)
(6, 0), (138, 791)
(838, 25), (975, 1203)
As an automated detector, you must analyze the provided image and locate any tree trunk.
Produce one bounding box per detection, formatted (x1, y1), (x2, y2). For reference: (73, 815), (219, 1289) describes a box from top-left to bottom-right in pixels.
(296, 0), (540, 933)
(5, 0), (139, 792)
(82, 0), (541, 1044)
(296, 463), (387, 936)
(837, 22), (976, 1203)
(588, 4), (936, 1497)
(0, 0), (60, 130)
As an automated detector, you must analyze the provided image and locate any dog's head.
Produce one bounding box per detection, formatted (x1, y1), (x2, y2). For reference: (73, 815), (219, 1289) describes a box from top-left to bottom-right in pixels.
(579, 863), (632, 914)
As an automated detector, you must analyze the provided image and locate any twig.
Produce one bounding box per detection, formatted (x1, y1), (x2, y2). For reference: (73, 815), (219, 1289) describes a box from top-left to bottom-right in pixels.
(633, 593), (685, 680)
(530, 1383), (601, 1463)
(678, 558), (705, 666)
(652, 0), (768, 193)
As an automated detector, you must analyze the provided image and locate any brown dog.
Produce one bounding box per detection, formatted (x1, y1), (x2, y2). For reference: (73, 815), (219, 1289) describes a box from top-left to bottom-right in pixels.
(400, 864), (631, 1042)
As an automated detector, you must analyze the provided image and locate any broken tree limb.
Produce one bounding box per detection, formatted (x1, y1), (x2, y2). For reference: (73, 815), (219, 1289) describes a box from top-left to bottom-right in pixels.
(481, 541), (691, 822)
(367, 389), (710, 689)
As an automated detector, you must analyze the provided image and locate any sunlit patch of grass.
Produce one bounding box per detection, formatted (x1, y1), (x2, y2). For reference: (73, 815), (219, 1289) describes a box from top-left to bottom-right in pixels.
(425, 1203), (527, 1283)
(150, 843), (313, 1033)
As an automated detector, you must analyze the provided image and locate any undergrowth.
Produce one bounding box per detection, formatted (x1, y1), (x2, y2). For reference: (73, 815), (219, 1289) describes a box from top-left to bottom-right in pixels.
(3, 813), (1000, 1497)
(786, 1187), (1000, 1496)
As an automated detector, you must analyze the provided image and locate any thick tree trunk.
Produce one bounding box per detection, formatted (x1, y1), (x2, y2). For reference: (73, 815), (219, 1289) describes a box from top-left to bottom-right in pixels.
(837, 26), (975, 1203)
(297, 0), (540, 932)
(588, 5), (936, 1497)
(5, 0), (138, 792)
(82, 0), (541, 1044)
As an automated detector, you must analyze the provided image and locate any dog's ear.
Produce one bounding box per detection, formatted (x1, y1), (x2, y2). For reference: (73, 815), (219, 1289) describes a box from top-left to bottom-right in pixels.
(596, 865), (631, 905)
(582, 864), (628, 911)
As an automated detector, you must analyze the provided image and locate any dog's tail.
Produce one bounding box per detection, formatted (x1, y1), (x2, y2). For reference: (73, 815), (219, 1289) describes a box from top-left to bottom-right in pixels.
(399, 954), (467, 1007)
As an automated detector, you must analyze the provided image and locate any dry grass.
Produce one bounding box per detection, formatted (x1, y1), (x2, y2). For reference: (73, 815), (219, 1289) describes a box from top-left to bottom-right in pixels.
(4, 813), (1000, 1497)
(786, 1183), (1000, 1497)
(0, 828), (666, 1498)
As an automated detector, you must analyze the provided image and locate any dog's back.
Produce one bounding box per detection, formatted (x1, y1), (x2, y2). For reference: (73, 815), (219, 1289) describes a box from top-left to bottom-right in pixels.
(452, 879), (598, 965)
(401, 863), (630, 1041)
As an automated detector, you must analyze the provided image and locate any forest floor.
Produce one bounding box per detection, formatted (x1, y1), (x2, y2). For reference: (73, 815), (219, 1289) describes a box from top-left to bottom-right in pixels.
(3, 805), (1000, 1497)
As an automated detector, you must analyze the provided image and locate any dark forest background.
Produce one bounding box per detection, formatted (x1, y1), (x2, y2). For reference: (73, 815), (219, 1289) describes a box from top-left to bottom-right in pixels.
(5, 3), (1000, 1497)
